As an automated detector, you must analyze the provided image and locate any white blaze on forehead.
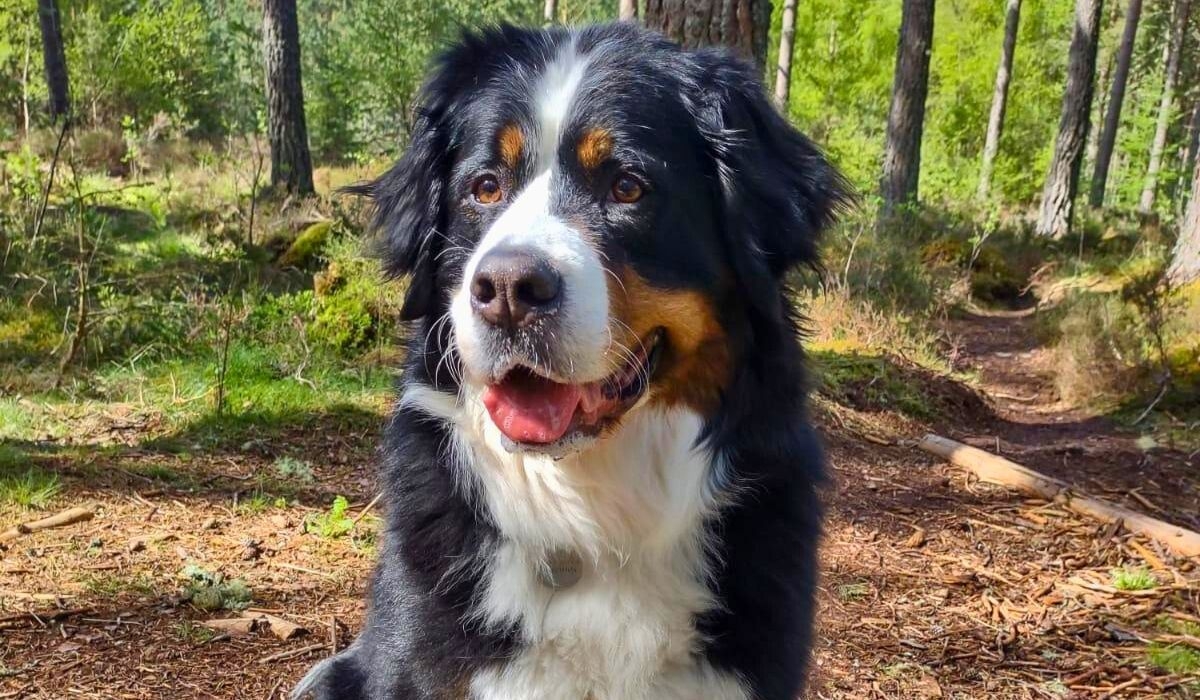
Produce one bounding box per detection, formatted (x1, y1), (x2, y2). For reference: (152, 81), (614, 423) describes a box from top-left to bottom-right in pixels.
(534, 43), (590, 171)
(449, 40), (610, 383)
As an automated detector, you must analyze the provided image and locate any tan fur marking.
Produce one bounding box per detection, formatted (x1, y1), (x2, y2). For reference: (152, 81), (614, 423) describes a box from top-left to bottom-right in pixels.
(608, 268), (731, 415)
(577, 128), (614, 171)
(498, 124), (524, 168)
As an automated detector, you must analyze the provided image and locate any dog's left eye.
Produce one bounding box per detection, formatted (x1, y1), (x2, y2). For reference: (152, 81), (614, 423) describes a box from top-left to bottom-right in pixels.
(472, 175), (504, 205)
(611, 174), (644, 204)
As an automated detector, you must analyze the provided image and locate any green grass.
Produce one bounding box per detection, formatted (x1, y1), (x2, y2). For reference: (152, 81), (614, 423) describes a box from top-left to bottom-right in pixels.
(234, 490), (283, 515)
(1111, 567), (1158, 591)
(1146, 643), (1200, 675)
(0, 466), (62, 509)
(1157, 616), (1200, 637)
(130, 463), (188, 484)
(81, 572), (158, 597)
(173, 620), (217, 645)
(0, 399), (48, 441)
(813, 352), (938, 420)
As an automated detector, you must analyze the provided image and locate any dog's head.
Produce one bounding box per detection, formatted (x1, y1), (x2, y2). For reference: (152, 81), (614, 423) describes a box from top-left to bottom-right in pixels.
(360, 24), (848, 456)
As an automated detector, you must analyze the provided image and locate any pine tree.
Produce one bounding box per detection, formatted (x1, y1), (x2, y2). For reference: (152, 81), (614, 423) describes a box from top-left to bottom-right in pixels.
(1035, 0), (1104, 238)
(881, 0), (936, 218)
(262, 0), (315, 195)
(977, 0), (1022, 201)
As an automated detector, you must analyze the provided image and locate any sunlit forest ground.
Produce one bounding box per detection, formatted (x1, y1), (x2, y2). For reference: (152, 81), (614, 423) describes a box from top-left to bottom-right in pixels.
(3, 0), (1200, 694)
(1, 128), (1198, 697)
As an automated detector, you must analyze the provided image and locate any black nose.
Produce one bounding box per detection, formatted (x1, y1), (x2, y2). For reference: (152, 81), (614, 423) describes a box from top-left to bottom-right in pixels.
(470, 247), (562, 332)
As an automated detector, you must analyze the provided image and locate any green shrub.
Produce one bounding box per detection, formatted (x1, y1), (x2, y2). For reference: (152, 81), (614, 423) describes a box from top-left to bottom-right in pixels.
(307, 237), (403, 354)
(1052, 293), (1147, 406)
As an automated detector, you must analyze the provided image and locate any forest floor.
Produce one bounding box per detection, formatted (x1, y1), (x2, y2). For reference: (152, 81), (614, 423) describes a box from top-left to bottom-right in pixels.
(1, 310), (1198, 699)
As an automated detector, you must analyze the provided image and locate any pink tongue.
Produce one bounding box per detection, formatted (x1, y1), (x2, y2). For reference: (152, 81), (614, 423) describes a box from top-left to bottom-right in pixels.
(482, 374), (584, 444)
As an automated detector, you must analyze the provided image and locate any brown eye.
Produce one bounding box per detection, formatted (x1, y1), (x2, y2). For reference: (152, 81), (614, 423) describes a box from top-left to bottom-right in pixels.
(611, 174), (644, 204)
(473, 175), (503, 204)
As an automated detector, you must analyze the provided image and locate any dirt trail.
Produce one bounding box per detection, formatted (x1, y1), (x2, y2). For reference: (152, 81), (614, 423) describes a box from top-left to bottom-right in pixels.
(812, 310), (1198, 698)
(1, 312), (1197, 699)
(945, 311), (1198, 530)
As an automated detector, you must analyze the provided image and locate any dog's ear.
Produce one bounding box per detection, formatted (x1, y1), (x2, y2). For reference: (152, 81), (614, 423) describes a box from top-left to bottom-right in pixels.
(686, 51), (851, 312)
(345, 30), (508, 321)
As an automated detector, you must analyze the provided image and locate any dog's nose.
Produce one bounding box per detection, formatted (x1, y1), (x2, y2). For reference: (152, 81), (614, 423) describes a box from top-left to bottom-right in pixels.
(470, 247), (562, 332)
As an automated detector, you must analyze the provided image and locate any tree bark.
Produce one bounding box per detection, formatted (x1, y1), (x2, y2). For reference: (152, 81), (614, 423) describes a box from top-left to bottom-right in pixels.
(1170, 155), (1200, 283)
(620, 0), (639, 21)
(262, 0), (314, 195)
(977, 0), (1022, 201)
(1176, 99), (1200, 215)
(773, 0), (797, 111)
(1139, 0), (1192, 214)
(642, 0), (772, 70)
(545, 0), (558, 23)
(1035, 0), (1104, 239)
(37, 0), (69, 122)
(880, 0), (936, 218)
(1089, 0), (1142, 208)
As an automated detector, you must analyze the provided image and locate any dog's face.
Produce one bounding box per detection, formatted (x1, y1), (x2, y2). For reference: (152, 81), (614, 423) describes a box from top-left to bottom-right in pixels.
(364, 25), (846, 456)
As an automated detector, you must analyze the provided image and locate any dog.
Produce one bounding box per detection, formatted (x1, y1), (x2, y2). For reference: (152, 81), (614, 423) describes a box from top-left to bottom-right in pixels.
(294, 21), (848, 700)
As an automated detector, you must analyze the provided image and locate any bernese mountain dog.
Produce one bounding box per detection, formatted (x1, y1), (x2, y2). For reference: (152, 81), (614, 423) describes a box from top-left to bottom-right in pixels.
(295, 21), (848, 700)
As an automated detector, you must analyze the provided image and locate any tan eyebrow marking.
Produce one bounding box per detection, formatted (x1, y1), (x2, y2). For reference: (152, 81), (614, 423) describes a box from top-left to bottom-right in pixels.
(577, 128), (614, 171)
(498, 124), (525, 168)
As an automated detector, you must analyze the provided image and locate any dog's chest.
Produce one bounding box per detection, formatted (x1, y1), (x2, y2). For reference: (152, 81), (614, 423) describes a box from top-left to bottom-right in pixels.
(451, 406), (749, 700)
(468, 540), (747, 700)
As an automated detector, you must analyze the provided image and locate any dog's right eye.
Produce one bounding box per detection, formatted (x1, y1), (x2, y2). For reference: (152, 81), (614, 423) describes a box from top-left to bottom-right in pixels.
(472, 175), (504, 205)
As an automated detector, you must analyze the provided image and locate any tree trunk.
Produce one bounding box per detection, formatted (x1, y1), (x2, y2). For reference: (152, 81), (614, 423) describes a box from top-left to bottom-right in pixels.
(545, 0), (558, 23)
(37, 0), (69, 122)
(1089, 0), (1142, 208)
(1176, 99), (1200, 215)
(620, 0), (639, 21)
(1169, 156), (1200, 283)
(642, 0), (772, 70)
(880, 0), (936, 218)
(1035, 0), (1104, 239)
(1084, 0), (1122, 173)
(773, 0), (797, 111)
(262, 0), (314, 195)
(977, 0), (1022, 201)
(1139, 0), (1192, 214)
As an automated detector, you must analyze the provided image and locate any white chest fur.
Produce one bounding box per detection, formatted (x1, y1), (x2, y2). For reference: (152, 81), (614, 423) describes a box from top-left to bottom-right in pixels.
(400, 386), (749, 700)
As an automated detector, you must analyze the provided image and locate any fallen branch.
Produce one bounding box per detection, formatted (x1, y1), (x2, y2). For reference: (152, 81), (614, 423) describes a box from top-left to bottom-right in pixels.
(918, 434), (1200, 558)
(258, 642), (327, 664)
(351, 493), (383, 527)
(0, 506), (94, 545)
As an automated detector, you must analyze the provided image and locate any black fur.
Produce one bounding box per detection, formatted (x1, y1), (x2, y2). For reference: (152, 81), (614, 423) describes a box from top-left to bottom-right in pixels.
(299, 22), (849, 700)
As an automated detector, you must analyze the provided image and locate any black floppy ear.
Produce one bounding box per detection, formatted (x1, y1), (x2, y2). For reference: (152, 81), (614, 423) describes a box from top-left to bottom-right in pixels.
(344, 29), (506, 321)
(346, 117), (449, 321)
(687, 50), (851, 302)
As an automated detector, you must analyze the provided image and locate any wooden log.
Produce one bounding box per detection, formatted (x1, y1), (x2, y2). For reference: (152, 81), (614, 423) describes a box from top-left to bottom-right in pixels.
(918, 434), (1200, 558)
(0, 506), (94, 544)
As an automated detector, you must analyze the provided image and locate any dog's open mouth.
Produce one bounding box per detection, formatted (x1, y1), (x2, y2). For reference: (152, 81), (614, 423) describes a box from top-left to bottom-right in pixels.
(481, 329), (664, 447)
